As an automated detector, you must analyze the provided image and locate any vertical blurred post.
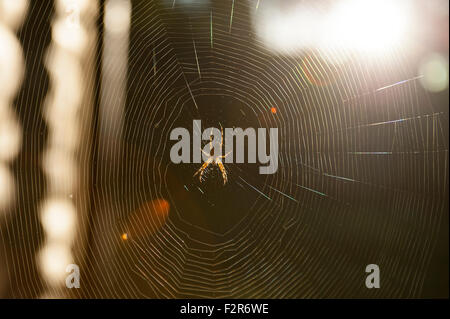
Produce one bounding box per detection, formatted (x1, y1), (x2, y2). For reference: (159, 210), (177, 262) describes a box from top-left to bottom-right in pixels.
(0, 0), (27, 214)
(37, 0), (98, 297)
(82, 0), (131, 291)
(0, 0), (28, 297)
(100, 0), (131, 168)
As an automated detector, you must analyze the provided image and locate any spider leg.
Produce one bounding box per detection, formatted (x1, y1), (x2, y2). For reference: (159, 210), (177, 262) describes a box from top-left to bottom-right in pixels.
(194, 161), (208, 177)
(194, 159), (211, 182)
(217, 161), (228, 185)
(216, 124), (227, 158)
(219, 150), (232, 159)
(199, 163), (208, 181)
(201, 148), (210, 158)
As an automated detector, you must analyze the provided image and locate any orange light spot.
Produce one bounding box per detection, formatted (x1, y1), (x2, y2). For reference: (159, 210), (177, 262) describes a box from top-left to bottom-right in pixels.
(125, 199), (170, 238)
(271, 107), (277, 114)
(153, 199), (170, 218)
(121, 233), (128, 240)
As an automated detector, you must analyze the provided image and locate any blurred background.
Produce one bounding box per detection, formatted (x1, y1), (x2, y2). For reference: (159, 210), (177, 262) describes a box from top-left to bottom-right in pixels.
(0, 0), (448, 298)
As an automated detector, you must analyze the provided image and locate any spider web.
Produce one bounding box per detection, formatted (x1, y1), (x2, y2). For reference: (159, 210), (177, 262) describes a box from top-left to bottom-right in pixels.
(77, 0), (447, 298)
(1, 0), (447, 298)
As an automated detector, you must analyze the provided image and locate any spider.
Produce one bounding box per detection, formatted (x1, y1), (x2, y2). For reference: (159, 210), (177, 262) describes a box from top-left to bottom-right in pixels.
(194, 126), (232, 185)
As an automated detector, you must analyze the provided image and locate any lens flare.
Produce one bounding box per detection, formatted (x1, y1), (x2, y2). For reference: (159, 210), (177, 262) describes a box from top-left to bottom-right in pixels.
(419, 53), (449, 93)
(125, 199), (170, 238)
(328, 0), (412, 54)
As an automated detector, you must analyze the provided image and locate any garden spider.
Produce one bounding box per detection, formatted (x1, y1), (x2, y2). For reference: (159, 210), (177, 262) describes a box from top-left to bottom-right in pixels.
(194, 126), (232, 185)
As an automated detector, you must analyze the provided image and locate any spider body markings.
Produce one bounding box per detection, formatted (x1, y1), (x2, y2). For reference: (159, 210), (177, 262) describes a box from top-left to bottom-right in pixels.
(194, 127), (232, 185)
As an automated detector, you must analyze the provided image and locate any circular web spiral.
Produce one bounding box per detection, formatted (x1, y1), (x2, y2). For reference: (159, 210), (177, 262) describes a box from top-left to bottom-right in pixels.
(2, 0), (447, 298)
(82, 0), (447, 298)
